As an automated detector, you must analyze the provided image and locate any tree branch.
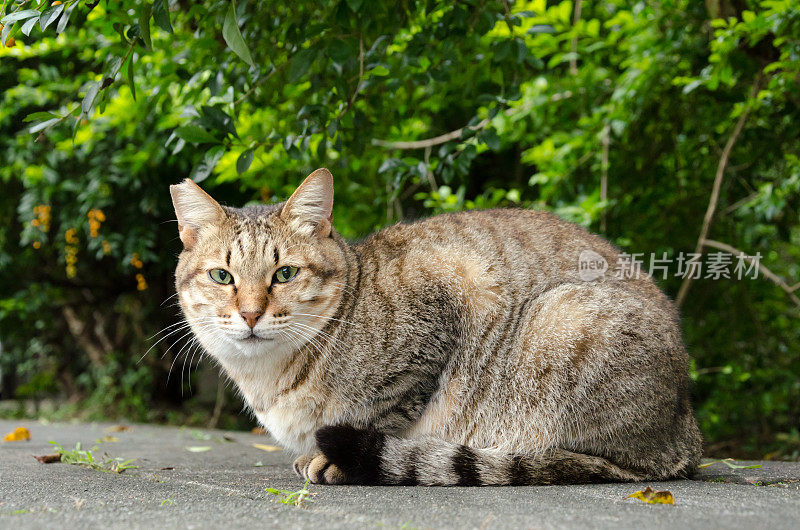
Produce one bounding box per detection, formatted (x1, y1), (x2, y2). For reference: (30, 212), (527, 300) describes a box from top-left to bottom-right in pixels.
(371, 91), (574, 150)
(570, 0), (583, 76)
(676, 74), (761, 307)
(700, 238), (800, 309)
(372, 118), (490, 150)
(336, 33), (364, 121)
(600, 121), (610, 232)
(61, 306), (106, 368)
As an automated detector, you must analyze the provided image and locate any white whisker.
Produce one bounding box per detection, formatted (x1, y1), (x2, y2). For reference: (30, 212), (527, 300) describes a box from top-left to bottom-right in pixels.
(291, 312), (356, 326)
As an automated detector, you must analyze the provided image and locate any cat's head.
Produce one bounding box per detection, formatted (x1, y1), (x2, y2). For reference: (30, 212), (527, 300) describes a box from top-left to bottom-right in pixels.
(170, 169), (350, 360)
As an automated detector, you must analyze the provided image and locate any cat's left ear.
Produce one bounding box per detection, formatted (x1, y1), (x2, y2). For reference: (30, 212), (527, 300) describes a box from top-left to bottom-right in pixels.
(281, 168), (334, 237)
(169, 179), (224, 249)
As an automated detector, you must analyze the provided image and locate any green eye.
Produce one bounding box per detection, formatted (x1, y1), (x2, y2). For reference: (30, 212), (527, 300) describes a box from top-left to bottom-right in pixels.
(209, 268), (233, 285)
(274, 265), (299, 283)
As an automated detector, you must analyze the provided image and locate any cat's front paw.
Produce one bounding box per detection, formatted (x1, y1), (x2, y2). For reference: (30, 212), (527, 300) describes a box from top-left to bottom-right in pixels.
(293, 452), (346, 485)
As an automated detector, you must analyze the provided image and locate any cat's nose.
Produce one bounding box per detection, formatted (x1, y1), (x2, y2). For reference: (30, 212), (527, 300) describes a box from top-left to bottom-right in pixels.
(240, 311), (263, 329)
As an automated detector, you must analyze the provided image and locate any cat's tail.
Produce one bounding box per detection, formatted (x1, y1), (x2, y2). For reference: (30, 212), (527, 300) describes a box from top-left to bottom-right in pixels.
(315, 425), (649, 486)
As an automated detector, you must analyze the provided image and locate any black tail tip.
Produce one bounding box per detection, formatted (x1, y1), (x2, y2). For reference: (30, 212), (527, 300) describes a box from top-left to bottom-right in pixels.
(315, 424), (385, 485)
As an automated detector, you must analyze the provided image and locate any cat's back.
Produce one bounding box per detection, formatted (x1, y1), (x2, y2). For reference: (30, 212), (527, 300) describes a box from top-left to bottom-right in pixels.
(354, 208), (673, 316)
(357, 208), (619, 285)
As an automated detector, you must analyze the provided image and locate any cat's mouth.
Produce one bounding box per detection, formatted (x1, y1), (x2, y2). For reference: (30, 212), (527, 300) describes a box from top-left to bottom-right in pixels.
(239, 332), (274, 342)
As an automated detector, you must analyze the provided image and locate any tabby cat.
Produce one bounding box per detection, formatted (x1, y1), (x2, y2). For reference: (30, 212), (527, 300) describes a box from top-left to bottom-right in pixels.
(170, 168), (702, 486)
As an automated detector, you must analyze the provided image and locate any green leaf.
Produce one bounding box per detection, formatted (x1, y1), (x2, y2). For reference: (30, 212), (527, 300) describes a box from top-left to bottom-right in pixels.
(29, 118), (61, 134)
(39, 4), (65, 31)
(139, 2), (152, 49)
(23, 112), (59, 123)
(175, 126), (220, 144)
(326, 39), (351, 63)
(370, 65), (390, 76)
(222, 1), (254, 66)
(0, 10), (39, 25)
(482, 129), (501, 151)
(327, 118), (339, 137)
(126, 24), (141, 40)
(127, 56), (136, 101)
(153, 0), (173, 34)
(528, 24), (556, 34)
(56, 3), (78, 34)
(288, 48), (317, 83)
(1, 22), (13, 45)
(20, 16), (39, 36)
(191, 146), (226, 182)
(199, 106), (238, 138)
(236, 149), (254, 174)
(378, 158), (404, 173)
(82, 82), (102, 115)
(346, 0), (364, 12)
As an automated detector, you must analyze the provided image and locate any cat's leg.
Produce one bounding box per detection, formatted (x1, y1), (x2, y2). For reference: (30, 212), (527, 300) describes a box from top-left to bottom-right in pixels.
(293, 452), (347, 484)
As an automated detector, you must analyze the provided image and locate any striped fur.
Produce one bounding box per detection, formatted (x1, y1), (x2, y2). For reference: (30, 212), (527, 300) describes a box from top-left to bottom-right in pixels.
(171, 169), (703, 486)
(315, 425), (646, 485)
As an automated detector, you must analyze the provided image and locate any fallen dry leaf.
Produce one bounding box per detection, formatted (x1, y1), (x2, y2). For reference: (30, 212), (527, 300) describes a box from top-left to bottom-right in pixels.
(33, 453), (62, 464)
(3, 426), (31, 442)
(626, 486), (674, 505)
(185, 446), (212, 452)
(252, 443), (282, 452)
(106, 425), (130, 433)
(251, 427), (267, 435)
(160, 467), (174, 471)
(96, 435), (119, 443)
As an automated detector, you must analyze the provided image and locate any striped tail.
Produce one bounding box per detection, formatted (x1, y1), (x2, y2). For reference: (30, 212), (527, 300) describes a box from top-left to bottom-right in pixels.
(315, 425), (645, 486)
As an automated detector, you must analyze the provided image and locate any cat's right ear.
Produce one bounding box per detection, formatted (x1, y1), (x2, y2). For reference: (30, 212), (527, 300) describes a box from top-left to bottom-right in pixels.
(169, 179), (224, 249)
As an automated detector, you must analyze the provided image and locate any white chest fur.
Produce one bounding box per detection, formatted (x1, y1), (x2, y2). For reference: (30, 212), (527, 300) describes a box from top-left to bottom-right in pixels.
(254, 399), (321, 454)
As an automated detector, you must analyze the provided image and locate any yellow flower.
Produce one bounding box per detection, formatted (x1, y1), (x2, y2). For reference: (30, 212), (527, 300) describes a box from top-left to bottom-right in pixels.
(32, 241), (41, 249)
(102, 240), (111, 254)
(32, 205), (51, 232)
(65, 228), (78, 244)
(136, 273), (148, 291)
(130, 253), (143, 269)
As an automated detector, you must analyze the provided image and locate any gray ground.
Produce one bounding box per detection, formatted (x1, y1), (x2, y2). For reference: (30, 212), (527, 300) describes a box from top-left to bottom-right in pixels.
(1, 419), (798, 529)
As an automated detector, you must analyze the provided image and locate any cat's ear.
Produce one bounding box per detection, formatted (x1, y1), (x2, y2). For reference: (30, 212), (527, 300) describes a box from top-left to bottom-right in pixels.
(169, 179), (224, 249)
(281, 168), (334, 237)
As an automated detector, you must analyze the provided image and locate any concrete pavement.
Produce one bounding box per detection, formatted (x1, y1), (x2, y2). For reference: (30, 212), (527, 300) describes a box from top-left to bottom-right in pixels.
(1, 419), (798, 529)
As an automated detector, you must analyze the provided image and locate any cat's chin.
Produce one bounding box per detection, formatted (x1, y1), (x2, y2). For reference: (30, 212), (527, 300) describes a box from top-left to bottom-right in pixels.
(224, 335), (296, 359)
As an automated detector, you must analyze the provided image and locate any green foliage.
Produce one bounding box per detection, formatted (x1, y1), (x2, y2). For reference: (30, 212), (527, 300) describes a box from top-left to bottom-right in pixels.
(50, 441), (138, 473)
(265, 479), (314, 507)
(1, 0), (799, 458)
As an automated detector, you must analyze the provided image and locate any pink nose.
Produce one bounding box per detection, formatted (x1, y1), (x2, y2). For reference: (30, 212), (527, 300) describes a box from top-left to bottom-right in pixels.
(240, 311), (263, 329)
